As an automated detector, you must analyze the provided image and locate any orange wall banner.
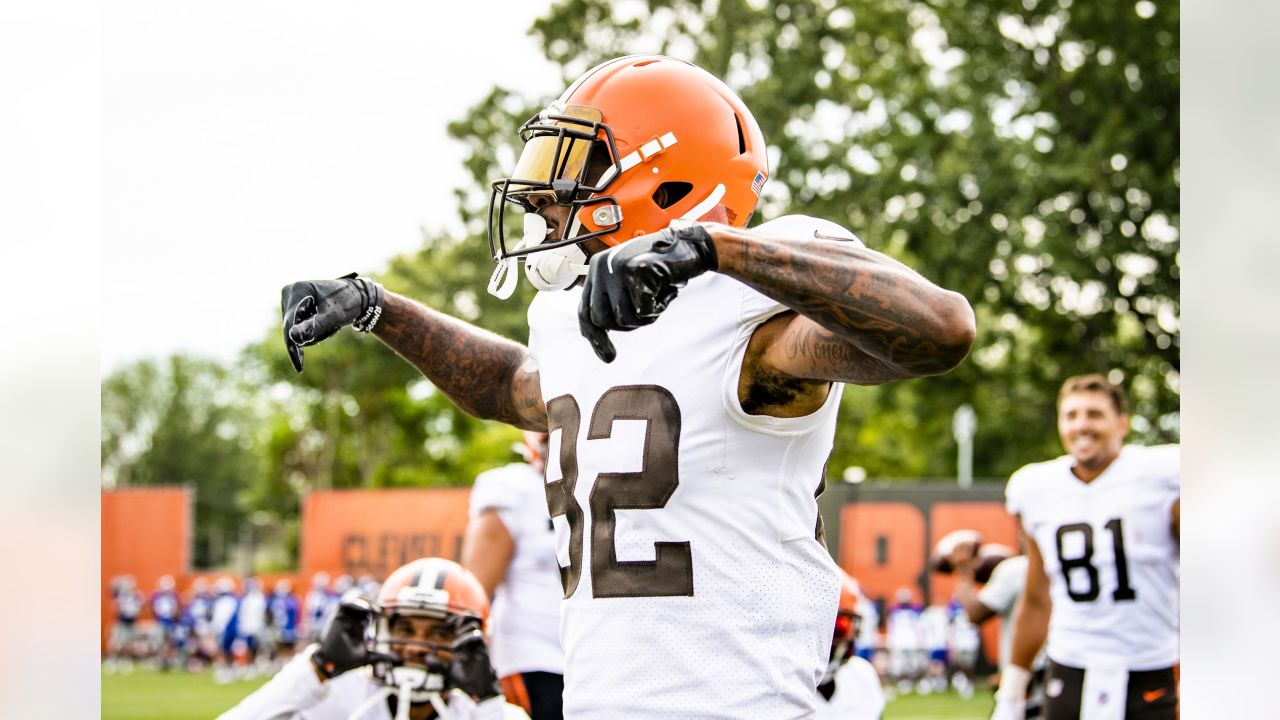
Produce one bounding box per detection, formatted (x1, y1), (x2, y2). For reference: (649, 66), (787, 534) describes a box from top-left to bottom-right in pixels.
(839, 501), (927, 604)
(101, 487), (192, 649)
(300, 488), (472, 581)
(823, 483), (1018, 668)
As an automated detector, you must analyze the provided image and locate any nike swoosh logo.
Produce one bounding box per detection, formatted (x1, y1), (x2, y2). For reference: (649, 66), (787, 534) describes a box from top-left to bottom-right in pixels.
(1143, 688), (1168, 703)
(814, 230), (855, 242)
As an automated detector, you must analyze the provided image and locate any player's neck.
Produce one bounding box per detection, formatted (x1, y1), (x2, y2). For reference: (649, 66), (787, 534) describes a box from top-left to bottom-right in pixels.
(1070, 448), (1122, 483)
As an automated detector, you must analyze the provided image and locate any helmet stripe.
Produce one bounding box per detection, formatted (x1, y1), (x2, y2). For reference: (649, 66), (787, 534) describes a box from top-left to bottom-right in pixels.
(680, 183), (727, 222)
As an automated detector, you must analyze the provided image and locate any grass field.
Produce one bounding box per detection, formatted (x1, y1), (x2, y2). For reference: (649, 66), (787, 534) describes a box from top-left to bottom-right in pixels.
(102, 667), (993, 719)
(103, 668), (269, 720)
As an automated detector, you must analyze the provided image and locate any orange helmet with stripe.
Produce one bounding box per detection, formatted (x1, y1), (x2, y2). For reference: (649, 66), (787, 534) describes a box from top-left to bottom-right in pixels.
(370, 558), (490, 703)
(486, 54), (769, 296)
(822, 567), (867, 687)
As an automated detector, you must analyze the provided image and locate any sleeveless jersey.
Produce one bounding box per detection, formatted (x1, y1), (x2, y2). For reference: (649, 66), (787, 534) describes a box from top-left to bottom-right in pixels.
(527, 215), (852, 719)
(1006, 444), (1180, 670)
(469, 462), (565, 677)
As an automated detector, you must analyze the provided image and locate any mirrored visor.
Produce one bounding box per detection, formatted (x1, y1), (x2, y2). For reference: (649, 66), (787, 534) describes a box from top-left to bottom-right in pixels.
(509, 104), (604, 186)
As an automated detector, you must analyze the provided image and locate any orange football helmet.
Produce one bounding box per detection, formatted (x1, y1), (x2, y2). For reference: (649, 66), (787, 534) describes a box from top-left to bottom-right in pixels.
(370, 558), (490, 704)
(824, 567), (866, 684)
(487, 54), (769, 296)
(834, 568), (864, 649)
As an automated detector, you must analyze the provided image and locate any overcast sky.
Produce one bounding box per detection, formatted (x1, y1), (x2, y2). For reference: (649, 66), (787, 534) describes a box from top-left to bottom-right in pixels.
(102, 0), (562, 373)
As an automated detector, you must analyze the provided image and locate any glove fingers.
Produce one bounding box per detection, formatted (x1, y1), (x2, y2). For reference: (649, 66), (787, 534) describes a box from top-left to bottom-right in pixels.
(286, 340), (304, 373)
(581, 265), (619, 363)
(283, 294), (317, 371)
(288, 317), (316, 346)
(578, 280), (617, 364)
(293, 294), (318, 323)
(629, 271), (677, 320)
(605, 274), (650, 329)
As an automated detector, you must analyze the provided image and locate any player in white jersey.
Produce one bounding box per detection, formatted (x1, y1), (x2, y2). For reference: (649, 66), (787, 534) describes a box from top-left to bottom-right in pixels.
(936, 529), (1046, 713)
(304, 572), (335, 644)
(219, 558), (529, 720)
(462, 432), (564, 719)
(993, 374), (1179, 720)
(280, 55), (974, 718)
(885, 588), (925, 691)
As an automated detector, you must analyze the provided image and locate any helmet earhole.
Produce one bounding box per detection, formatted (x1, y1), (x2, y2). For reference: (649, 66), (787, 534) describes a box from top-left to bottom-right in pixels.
(653, 182), (693, 209)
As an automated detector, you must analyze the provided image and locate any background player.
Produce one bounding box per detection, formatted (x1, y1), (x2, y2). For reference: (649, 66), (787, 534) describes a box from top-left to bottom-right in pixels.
(815, 569), (886, 720)
(149, 575), (182, 671)
(217, 557), (528, 720)
(461, 432), (564, 719)
(267, 578), (301, 667)
(104, 575), (145, 674)
(303, 572), (335, 645)
(183, 577), (217, 671)
(936, 530), (1045, 715)
(280, 55), (974, 717)
(211, 576), (241, 684)
(885, 587), (924, 694)
(993, 374), (1179, 720)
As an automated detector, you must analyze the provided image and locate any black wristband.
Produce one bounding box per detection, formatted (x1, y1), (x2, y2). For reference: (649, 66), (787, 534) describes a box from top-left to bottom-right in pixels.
(350, 278), (385, 333)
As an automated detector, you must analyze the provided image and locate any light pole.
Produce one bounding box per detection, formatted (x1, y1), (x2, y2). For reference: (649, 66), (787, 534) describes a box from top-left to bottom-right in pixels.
(953, 404), (976, 489)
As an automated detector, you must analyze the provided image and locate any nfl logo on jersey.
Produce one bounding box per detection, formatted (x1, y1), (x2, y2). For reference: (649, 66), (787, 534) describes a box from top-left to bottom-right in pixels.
(750, 170), (767, 196)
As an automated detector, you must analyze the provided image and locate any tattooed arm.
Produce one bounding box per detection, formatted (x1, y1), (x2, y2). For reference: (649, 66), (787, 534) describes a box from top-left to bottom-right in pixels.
(710, 223), (975, 410)
(372, 292), (546, 431)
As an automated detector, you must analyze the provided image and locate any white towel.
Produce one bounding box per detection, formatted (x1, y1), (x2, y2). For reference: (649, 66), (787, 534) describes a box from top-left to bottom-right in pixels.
(1080, 665), (1128, 720)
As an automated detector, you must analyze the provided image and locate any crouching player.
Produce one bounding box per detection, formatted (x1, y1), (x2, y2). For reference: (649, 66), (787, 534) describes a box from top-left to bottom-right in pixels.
(816, 569), (886, 720)
(218, 558), (529, 720)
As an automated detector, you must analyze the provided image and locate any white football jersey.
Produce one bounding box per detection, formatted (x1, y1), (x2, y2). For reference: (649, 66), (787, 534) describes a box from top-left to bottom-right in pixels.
(977, 555), (1045, 670)
(1006, 444), (1180, 670)
(216, 648), (529, 720)
(527, 215), (853, 719)
(469, 462), (565, 677)
(885, 604), (922, 651)
(918, 605), (950, 652)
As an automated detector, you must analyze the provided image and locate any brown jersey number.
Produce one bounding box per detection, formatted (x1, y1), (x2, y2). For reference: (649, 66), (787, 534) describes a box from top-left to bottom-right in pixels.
(544, 385), (693, 600)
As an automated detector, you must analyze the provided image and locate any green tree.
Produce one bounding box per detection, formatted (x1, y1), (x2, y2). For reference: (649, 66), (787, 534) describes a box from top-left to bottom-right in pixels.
(514, 0), (1178, 478)
(102, 355), (263, 566)
(119, 0), (1182, 557)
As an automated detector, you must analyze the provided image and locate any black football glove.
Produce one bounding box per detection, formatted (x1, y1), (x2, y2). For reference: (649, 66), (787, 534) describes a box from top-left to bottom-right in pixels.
(281, 273), (385, 372)
(311, 597), (399, 680)
(578, 224), (718, 363)
(445, 614), (502, 701)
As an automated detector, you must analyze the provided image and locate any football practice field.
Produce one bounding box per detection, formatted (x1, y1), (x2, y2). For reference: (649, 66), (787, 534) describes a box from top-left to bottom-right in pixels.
(102, 667), (992, 719)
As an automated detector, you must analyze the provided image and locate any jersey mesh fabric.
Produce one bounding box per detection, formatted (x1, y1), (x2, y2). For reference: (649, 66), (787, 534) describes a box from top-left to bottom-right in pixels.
(1006, 444), (1179, 670)
(527, 215), (850, 719)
